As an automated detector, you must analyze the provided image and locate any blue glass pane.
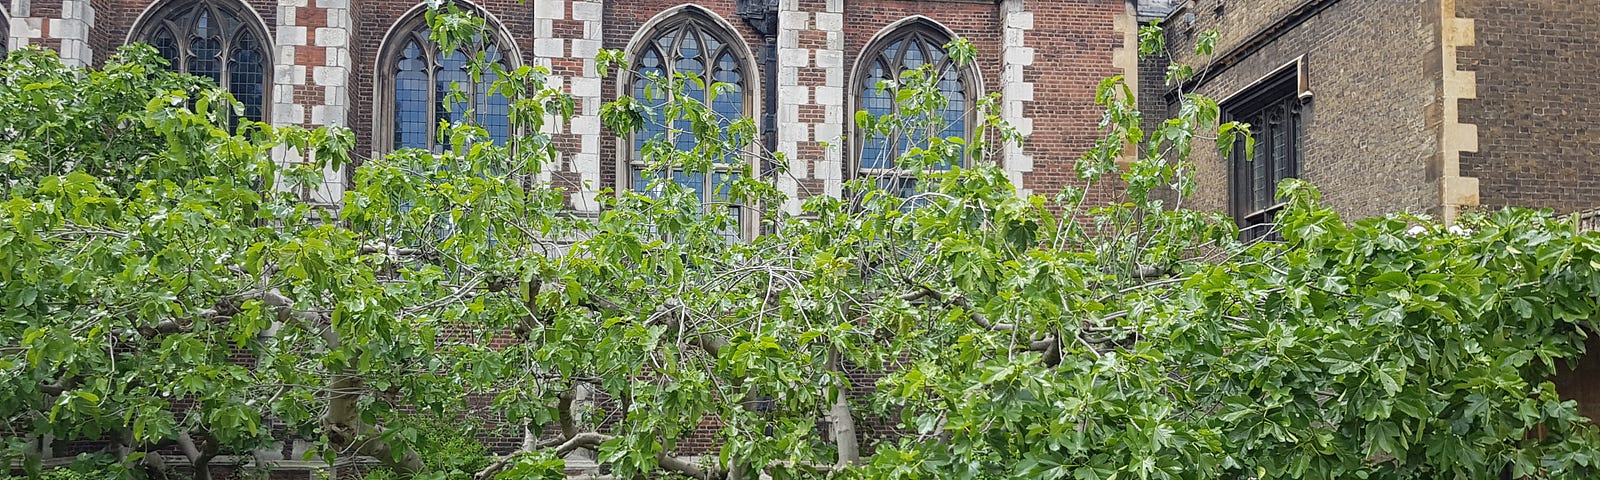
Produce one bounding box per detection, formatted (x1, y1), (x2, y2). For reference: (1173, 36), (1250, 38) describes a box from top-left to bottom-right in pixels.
(712, 54), (743, 120)
(437, 49), (471, 137)
(677, 30), (701, 67)
(902, 41), (925, 71)
(229, 32), (265, 122)
(710, 172), (737, 201)
(676, 52), (704, 153)
(860, 60), (896, 170)
(151, 29), (179, 70)
(633, 169), (661, 197)
(634, 48), (669, 156)
(673, 170), (705, 200)
(188, 11), (223, 84)
(394, 40), (430, 150)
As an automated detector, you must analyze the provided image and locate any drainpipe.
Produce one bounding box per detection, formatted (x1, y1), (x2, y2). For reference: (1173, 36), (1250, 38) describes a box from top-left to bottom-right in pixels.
(737, 0), (780, 233)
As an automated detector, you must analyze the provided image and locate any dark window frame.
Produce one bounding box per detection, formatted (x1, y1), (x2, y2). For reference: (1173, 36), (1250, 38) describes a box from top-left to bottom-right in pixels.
(1224, 68), (1304, 241)
(131, 0), (273, 124)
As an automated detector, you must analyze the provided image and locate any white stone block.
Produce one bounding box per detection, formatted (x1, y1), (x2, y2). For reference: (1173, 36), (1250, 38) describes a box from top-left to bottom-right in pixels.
(324, 85), (347, 106)
(778, 48), (808, 68)
(814, 123), (842, 143)
(274, 65), (306, 85)
(778, 103), (799, 123)
(310, 105), (345, 126)
(272, 104), (305, 125)
(281, 0), (309, 7)
(314, 27), (347, 47)
(1002, 64), (1024, 82)
(778, 28), (798, 49)
(278, 25), (308, 46)
(1004, 27), (1025, 48)
(10, 18), (36, 37)
(814, 86), (842, 106)
(534, 38), (564, 58)
(1006, 11), (1034, 30)
(778, 66), (798, 87)
(1006, 152), (1033, 172)
(572, 2), (602, 22)
(778, 11), (808, 29)
(581, 132), (600, 154)
(1004, 46), (1034, 66)
(312, 66), (346, 87)
(571, 39), (601, 59)
(572, 152), (599, 174)
(826, 31), (842, 50)
(277, 6), (297, 24)
(537, 19), (554, 38)
(273, 84), (295, 102)
(1004, 82), (1033, 102)
(275, 45), (296, 65)
(813, 13), (842, 31)
(570, 115), (601, 136)
(535, 0), (565, 19)
(570, 76), (601, 97)
(778, 85), (809, 105)
(1013, 117), (1034, 137)
(327, 11), (350, 29)
(814, 49), (843, 69)
(826, 0), (843, 12)
(316, 0), (349, 8)
(48, 19), (83, 40)
(778, 122), (809, 143)
(825, 68), (843, 88)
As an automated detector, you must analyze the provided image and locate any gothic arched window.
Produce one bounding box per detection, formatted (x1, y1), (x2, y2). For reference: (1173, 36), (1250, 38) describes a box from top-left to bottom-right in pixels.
(375, 4), (514, 153)
(624, 9), (755, 236)
(133, 0), (270, 123)
(852, 22), (975, 195)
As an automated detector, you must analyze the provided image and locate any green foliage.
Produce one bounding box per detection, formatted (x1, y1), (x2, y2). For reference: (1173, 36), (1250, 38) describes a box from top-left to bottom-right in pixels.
(362, 413), (493, 480)
(3, 12), (1599, 480)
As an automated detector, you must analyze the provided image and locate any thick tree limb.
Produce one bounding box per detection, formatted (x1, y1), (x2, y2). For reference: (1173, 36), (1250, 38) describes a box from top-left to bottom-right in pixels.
(825, 350), (859, 467)
(552, 432), (717, 480)
(261, 289), (425, 474)
(909, 285), (1015, 331)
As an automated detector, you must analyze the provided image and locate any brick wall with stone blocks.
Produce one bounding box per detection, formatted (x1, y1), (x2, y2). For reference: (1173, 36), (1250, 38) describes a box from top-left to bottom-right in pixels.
(1456, 0), (1600, 215)
(11, 0), (96, 65)
(1019, 0), (1131, 202)
(1157, 0), (1440, 221)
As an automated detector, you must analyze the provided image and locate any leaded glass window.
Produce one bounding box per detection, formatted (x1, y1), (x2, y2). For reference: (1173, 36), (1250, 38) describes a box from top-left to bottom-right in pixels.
(134, 0), (269, 124)
(626, 11), (753, 238)
(378, 12), (512, 153)
(1226, 70), (1303, 242)
(853, 24), (972, 196)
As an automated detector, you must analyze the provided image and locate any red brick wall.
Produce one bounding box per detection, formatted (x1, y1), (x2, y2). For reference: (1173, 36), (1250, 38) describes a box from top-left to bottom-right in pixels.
(1021, 0), (1126, 202)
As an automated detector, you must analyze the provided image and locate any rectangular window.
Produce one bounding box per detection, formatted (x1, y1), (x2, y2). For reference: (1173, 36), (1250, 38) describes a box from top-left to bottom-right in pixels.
(1225, 69), (1303, 241)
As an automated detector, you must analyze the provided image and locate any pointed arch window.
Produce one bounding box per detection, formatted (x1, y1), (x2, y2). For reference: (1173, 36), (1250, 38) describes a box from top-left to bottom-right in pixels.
(625, 11), (755, 237)
(133, 0), (270, 123)
(376, 6), (513, 153)
(853, 24), (975, 196)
